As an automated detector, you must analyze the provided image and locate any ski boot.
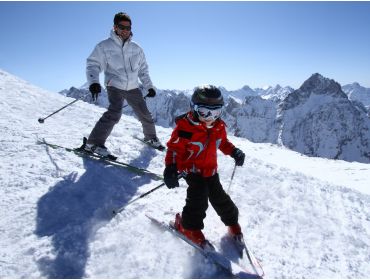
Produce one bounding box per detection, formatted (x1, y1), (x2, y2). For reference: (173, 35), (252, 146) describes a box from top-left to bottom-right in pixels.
(78, 137), (116, 160)
(144, 137), (166, 151)
(84, 143), (111, 157)
(228, 223), (242, 237)
(228, 223), (246, 257)
(173, 213), (211, 248)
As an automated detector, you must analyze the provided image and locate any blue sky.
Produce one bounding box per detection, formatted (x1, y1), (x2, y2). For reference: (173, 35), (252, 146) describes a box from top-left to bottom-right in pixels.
(1, 1), (370, 92)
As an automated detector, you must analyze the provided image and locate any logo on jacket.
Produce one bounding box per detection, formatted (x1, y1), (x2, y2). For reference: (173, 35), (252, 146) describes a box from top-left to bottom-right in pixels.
(188, 141), (204, 158)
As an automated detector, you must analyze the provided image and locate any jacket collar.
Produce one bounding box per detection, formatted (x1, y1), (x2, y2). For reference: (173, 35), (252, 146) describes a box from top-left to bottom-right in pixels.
(110, 29), (132, 46)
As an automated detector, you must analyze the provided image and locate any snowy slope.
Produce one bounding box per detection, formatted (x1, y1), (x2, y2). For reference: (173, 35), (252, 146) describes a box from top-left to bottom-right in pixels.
(1, 69), (370, 278)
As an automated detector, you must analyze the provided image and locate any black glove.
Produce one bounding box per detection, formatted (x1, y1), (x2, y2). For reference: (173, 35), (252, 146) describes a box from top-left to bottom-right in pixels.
(89, 83), (101, 101)
(164, 164), (179, 189)
(147, 88), (156, 98)
(231, 148), (245, 166)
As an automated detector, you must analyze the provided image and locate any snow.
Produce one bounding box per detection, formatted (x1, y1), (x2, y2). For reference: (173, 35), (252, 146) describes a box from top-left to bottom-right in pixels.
(1, 68), (370, 278)
(343, 82), (370, 109)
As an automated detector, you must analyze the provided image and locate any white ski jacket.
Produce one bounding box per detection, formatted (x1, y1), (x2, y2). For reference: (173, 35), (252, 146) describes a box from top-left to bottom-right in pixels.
(86, 30), (153, 91)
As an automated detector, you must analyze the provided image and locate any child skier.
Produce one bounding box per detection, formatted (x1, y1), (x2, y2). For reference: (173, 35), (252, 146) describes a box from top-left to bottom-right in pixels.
(163, 85), (246, 247)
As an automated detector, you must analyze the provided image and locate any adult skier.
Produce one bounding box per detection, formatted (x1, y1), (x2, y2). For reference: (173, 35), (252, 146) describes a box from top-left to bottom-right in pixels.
(163, 85), (246, 246)
(84, 12), (164, 156)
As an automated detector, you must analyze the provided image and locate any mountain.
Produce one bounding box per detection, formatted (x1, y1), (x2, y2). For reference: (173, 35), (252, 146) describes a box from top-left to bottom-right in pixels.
(229, 74), (370, 163)
(145, 89), (191, 127)
(59, 83), (293, 130)
(278, 73), (370, 163)
(219, 85), (294, 103)
(257, 85), (295, 101)
(1, 68), (370, 278)
(342, 82), (370, 113)
(220, 85), (259, 103)
(60, 74), (370, 163)
(227, 95), (279, 143)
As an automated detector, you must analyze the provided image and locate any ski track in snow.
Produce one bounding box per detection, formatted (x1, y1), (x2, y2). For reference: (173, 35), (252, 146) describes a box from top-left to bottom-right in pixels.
(0, 69), (370, 278)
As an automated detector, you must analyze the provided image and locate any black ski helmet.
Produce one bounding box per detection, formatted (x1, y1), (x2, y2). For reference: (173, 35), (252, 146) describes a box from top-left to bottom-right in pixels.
(191, 85), (224, 107)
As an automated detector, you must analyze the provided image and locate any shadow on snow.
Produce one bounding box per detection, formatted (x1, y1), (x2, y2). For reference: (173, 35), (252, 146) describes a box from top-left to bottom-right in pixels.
(35, 146), (157, 278)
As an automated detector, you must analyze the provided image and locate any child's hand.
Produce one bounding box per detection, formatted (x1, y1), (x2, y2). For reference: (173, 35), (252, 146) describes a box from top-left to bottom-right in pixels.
(231, 148), (245, 166)
(164, 164), (179, 189)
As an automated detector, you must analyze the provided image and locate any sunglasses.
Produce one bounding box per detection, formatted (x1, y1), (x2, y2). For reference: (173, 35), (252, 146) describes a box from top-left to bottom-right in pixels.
(116, 24), (131, 31)
(194, 104), (223, 121)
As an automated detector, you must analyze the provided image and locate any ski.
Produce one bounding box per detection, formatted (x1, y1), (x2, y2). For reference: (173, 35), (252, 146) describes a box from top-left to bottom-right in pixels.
(230, 235), (265, 278)
(146, 214), (262, 279)
(37, 138), (163, 181)
(133, 135), (166, 151)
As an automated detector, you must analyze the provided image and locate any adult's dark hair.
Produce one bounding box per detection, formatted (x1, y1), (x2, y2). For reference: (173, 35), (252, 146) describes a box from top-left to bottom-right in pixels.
(114, 12), (132, 25)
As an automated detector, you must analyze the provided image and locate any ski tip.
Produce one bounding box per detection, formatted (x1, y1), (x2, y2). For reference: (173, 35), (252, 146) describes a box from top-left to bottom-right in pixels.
(145, 214), (167, 226)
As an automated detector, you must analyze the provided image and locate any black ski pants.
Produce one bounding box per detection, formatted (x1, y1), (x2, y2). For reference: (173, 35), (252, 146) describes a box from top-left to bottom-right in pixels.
(181, 173), (239, 230)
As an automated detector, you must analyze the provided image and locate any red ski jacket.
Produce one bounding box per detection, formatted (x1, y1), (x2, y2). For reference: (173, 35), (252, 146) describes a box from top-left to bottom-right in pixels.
(165, 112), (235, 177)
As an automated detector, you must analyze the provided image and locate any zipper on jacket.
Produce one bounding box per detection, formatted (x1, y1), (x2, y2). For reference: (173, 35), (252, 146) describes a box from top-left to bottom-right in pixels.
(121, 44), (129, 90)
(205, 129), (211, 149)
(129, 57), (133, 72)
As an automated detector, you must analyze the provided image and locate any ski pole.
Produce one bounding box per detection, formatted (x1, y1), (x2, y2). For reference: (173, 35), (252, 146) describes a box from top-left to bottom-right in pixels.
(38, 93), (90, 123)
(112, 173), (184, 216)
(226, 164), (237, 194)
(112, 182), (165, 215)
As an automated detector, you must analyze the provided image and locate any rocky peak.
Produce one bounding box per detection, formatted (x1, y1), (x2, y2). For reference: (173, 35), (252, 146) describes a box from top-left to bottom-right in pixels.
(299, 73), (344, 97)
(241, 85), (253, 91)
(281, 73), (348, 110)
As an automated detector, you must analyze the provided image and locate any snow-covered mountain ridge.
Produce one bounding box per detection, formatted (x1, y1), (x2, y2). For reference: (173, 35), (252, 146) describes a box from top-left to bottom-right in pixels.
(61, 73), (370, 163)
(278, 74), (370, 163)
(343, 82), (370, 110)
(1, 68), (370, 278)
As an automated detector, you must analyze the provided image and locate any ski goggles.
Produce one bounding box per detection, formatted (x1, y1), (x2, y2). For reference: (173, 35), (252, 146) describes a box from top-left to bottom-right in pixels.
(116, 24), (131, 31)
(194, 104), (223, 121)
